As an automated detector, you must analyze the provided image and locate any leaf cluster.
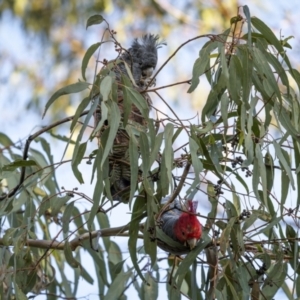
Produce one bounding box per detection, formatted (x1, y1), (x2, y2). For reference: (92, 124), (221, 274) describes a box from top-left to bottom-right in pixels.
(0, 7), (300, 300)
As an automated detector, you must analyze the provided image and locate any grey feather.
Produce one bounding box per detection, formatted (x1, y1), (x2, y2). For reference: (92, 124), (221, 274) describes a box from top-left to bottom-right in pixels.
(94, 34), (165, 202)
(159, 197), (184, 242)
(119, 34), (166, 88)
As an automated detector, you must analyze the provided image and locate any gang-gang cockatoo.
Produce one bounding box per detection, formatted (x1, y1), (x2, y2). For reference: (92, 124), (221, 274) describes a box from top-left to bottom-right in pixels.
(157, 196), (202, 255)
(93, 34), (165, 203)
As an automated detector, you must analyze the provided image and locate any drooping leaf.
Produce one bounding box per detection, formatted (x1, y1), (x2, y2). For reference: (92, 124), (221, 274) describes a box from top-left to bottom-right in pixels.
(43, 82), (90, 117)
(100, 75), (113, 101)
(243, 5), (252, 46)
(64, 241), (80, 268)
(104, 269), (132, 300)
(101, 101), (120, 167)
(81, 42), (102, 80)
(128, 196), (146, 282)
(1, 159), (37, 171)
(188, 41), (219, 93)
(71, 142), (87, 184)
(62, 201), (75, 238)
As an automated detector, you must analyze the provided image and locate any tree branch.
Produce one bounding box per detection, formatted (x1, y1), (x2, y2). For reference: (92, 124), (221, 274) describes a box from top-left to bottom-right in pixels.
(0, 224), (145, 251)
(0, 110), (90, 201)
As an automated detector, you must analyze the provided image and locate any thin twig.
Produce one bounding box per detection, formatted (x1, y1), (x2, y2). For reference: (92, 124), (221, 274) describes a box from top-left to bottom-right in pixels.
(0, 110), (90, 201)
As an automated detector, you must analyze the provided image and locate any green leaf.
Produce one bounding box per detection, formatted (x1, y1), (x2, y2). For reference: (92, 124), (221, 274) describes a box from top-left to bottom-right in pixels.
(142, 272), (158, 300)
(252, 47), (282, 102)
(242, 213), (258, 231)
(48, 132), (76, 144)
(265, 152), (274, 193)
(175, 232), (211, 290)
(172, 127), (183, 144)
(205, 185), (218, 229)
(108, 242), (123, 279)
(251, 17), (286, 59)
(261, 261), (287, 298)
(140, 132), (150, 175)
(273, 141), (295, 189)
(250, 216), (282, 237)
(189, 137), (203, 181)
(232, 190), (241, 215)
(296, 275), (300, 297)
(71, 142), (87, 184)
(198, 138), (224, 183)
(64, 241), (80, 268)
(202, 72), (227, 120)
(293, 139), (300, 207)
(265, 51), (289, 94)
(219, 42), (229, 79)
(14, 284), (27, 300)
(70, 96), (90, 132)
(0, 132), (13, 147)
(79, 263), (94, 284)
(188, 41), (218, 93)
(225, 200), (238, 219)
(149, 132), (163, 166)
(43, 82), (89, 117)
(161, 123), (174, 193)
(92, 100), (108, 136)
(104, 269), (132, 300)
(228, 55), (242, 104)
(143, 214), (157, 268)
(243, 5), (252, 46)
(62, 201), (75, 238)
(220, 217), (236, 254)
(291, 68), (300, 94)
(220, 93), (230, 128)
(84, 240), (109, 289)
(128, 196), (146, 282)
(50, 195), (72, 216)
(224, 273), (240, 300)
(122, 74), (133, 126)
(2, 228), (18, 245)
(82, 42), (102, 80)
(101, 101), (120, 167)
(1, 159), (37, 171)
(255, 144), (268, 210)
(124, 86), (149, 120)
(88, 148), (104, 227)
(128, 127), (139, 206)
(86, 14), (104, 29)
(100, 75), (112, 101)
(238, 45), (253, 105)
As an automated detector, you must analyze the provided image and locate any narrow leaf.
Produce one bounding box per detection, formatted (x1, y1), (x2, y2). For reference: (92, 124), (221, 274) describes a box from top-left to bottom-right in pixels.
(81, 42), (102, 80)
(70, 97), (90, 132)
(43, 82), (89, 117)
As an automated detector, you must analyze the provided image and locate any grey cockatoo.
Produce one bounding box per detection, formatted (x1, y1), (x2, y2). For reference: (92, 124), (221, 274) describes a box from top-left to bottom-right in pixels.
(94, 34), (165, 202)
(116, 34), (165, 89)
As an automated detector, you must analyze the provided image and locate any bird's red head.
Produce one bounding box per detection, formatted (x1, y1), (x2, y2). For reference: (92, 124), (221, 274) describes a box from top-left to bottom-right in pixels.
(173, 200), (202, 249)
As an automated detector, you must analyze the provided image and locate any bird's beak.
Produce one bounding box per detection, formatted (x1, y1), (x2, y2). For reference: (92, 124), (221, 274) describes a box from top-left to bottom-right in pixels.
(187, 238), (197, 250)
(142, 67), (154, 78)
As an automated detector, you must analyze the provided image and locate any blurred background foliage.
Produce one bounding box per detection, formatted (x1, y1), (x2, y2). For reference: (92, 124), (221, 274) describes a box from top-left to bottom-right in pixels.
(1, 0), (239, 122)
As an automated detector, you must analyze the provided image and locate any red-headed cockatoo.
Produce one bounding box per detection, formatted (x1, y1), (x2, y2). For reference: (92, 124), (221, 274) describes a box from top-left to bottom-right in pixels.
(157, 197), (202, 255)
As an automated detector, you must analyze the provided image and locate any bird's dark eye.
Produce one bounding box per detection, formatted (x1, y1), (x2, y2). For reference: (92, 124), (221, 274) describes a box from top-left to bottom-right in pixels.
(182, 231), (185, 235)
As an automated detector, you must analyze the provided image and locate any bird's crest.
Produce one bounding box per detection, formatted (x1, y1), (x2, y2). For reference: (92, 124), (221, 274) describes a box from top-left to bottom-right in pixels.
(132, 34), (166, 50)
(187, 200), (198, 213)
